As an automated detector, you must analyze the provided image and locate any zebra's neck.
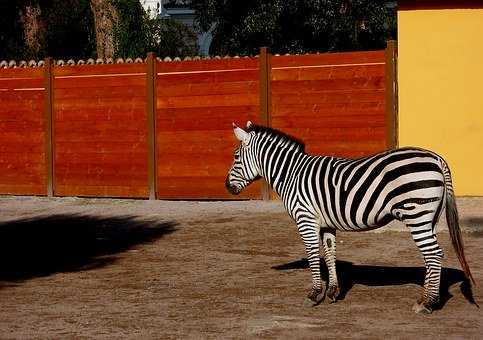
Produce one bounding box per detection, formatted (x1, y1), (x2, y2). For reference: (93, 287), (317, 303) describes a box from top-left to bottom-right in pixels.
(255, 138), (307, 197)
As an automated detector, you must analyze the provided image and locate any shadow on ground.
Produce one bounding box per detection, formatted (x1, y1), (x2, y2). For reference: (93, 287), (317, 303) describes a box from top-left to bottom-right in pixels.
(461, 217), (483, 237)
(273, 259), (477, 310)
(0, 214), (177, 285)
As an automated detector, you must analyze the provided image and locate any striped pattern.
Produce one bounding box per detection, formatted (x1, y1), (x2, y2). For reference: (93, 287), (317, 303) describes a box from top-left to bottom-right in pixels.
(226, 125), (471, 312)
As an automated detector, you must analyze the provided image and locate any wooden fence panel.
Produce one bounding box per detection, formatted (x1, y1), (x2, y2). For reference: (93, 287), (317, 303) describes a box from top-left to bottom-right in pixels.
(0, 68), (46, 195)
(0, 47), (395, 199)
(53, 64), (149, 198)
(156, 58), (262, 199)
(270, 51), (385, 68)
(271, 51), (387, 159)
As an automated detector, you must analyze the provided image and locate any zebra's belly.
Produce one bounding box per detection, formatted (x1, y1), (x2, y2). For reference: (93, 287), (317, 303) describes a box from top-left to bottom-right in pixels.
(312, 183), (445, 232)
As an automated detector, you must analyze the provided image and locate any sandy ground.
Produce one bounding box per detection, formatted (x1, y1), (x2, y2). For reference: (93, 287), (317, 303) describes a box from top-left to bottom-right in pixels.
(0, 196), (482, 339)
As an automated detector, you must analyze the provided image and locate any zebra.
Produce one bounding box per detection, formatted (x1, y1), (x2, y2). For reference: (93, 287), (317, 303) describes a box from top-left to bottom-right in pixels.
(225, 121), (475, 314)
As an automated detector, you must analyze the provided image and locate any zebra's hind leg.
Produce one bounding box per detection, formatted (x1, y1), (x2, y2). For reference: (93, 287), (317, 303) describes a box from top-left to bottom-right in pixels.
(298, 219), (324, 307)
(408, 223), (444, 314)
(321, 228), (339, 303)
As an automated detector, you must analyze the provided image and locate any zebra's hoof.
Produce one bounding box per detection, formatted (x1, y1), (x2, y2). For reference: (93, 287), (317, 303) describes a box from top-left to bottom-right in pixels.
(326, 285), (340, 303)
(412, 302), (432, 314)
(304, 289), (324, 307)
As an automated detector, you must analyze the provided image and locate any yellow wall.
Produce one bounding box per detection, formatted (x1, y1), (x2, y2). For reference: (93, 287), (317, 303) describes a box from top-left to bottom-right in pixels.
(398, 8), (483, 195)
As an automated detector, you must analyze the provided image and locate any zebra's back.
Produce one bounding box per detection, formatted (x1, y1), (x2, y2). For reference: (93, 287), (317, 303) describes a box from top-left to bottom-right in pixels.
(296, 147), (446, 231)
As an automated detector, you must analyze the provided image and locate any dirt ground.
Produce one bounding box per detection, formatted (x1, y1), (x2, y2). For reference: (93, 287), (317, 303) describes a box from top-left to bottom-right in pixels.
(0, 196), (482, 339)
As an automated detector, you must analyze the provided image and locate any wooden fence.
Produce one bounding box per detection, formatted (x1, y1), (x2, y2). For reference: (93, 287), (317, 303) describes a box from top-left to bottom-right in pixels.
(0, 43), (397, 200)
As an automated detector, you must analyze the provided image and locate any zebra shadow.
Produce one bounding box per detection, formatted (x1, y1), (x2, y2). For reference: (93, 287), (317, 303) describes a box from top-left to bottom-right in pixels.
(0, 214), (177, 287)
(272, 259), (477, 310)
(461, 217), (483, 236)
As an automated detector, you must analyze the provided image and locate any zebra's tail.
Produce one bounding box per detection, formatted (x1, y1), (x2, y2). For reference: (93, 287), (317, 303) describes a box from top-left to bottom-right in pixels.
(442, 161), (475, 285)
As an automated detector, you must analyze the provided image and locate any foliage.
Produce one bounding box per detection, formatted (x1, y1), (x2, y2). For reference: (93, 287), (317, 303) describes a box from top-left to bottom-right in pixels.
(192, 0), (396, 55)
(43, 0), (96, 59)
(1, 0), (197, 60)
(113, 0), (198, 59)
(149, 18), (198, 58)
(0, 2), (26, 60)
(112, 0), (147, 58)
(0, 0), (95, 60)
(1, 0), (395, 60)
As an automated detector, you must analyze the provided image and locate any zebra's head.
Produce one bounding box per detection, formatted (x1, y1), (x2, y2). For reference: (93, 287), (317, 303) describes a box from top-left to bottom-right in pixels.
(225, 121), (260, 195)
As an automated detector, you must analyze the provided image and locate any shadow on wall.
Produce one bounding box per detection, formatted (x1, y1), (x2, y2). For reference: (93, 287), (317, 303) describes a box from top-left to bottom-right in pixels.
(273, 258), (477, 310)
(0, 214), (177, 284)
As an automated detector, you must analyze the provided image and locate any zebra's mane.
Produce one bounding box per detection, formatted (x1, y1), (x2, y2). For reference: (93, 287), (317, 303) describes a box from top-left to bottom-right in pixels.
(246, 124), (305, 152)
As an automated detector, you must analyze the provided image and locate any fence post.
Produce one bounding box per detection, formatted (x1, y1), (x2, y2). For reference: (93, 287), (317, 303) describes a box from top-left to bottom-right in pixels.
(259, 47), (272, 200)
(259, 47), (271, 127)
(43, 57), (54, 197)
(146, 52), (157, 200)
(385, 40), (398, 150)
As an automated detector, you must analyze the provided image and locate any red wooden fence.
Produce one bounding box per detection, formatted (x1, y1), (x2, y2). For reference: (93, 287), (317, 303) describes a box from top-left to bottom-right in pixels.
(0, 44), (397, 199)
(271, 51), (387, 158)
(53, 63), (149, 198)
(0, 67), (47, 195)
(155, 57), (262, 199)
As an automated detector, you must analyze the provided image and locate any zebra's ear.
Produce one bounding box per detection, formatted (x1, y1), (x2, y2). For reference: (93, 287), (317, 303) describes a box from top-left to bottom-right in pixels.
(233, 122), (248, 142)
(246, 121), (253, 129)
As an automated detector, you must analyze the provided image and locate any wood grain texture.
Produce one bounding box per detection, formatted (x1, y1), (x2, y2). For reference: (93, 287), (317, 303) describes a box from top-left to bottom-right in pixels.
(156, 70), (259, 87)
(0, 50), (388, 199)
(271, 51), (386, 160)
(53, 63), (146, 77)
(0, 74), (46, 195)
(54, 76), (145, 89)
(156, 58), (258, 73)
(271, 51), (385, 68)
(156, 128), (260, 199)
(157, 176), (261, 199)
(55, 185), (148, 198)
(53, 72), (149, 198)
(0, 68), (44, 79)
(155, 58), (261, 199)
(271, 64), (384, 81)
(0, 78), (44, 89)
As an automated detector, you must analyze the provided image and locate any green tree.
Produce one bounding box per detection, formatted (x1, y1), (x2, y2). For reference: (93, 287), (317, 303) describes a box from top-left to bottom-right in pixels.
(1, 0), (197, 61)
(44, 0), (96, 59)
(0, 1), (27, 60)
(114, 1), (197, 59)
(112, 0), (146, 58)
(0, 0), (95, 60)
(192, 0), (396, 55)
(149, 18), (198, 58)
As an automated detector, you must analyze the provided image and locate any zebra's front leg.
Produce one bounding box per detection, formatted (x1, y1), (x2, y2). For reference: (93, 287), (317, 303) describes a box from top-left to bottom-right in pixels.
(321, 228), (339, 303)
(298, 220), (324, 307)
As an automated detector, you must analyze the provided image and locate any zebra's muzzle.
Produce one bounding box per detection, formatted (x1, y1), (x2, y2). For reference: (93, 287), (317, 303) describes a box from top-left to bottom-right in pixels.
(225, 176), (241, 195)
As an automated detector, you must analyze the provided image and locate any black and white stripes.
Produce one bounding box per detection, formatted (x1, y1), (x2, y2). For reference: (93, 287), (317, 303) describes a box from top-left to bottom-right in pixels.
(226, 122), (474, 313)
